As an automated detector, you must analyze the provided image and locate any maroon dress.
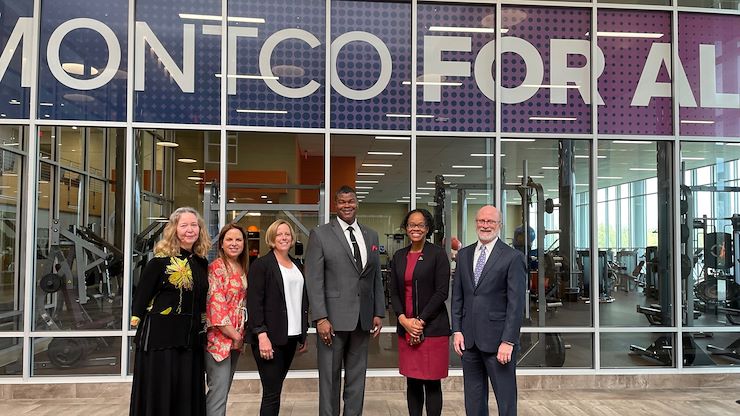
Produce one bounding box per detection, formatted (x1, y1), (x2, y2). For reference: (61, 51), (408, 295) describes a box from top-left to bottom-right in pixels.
(397, 252), (450, 380)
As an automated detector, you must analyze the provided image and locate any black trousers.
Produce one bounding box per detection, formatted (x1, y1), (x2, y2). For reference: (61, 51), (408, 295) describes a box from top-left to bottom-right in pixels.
(251, 336), (299, 416)
(406, 377), (443, 416)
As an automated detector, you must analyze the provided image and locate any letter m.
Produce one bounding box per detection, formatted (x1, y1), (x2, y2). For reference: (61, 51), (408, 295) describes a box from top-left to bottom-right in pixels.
(0, 17), (33, 87)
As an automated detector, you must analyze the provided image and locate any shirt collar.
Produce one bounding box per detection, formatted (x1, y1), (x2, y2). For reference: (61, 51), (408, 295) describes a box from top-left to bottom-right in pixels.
(476, 237), (497, 252)
(336, 216), (359, 231)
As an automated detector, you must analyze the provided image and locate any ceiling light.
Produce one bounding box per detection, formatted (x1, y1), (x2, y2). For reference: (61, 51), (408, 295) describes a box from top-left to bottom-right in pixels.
(267, 200), (273, 204)
(417, 187), (435, 190)
(357, 172), (385, 176)
(247, 212), (262, 216)
(375, 136), (411, 141)
(193, 169), (205, 173)
(9, 99), (20, 105)
(471, 153), (494, 157)
(429, 26), (507, 34)
(215, 74), (278, 80)
(442, 173), (465, 177)
(39, 102), (54, 107)
(541, 166), (559, 170)
(368, 151), (403, 156)
(529, 116), (578, 121)
(469, 193), (490, 196)
(592, 31), (664, 39)
(501, 138), (535, 142)
(417, 192), (430, 196)
(598, 176), (623, 180)
(396, 200), (410, 203)
(356, 186), (374, 190)
(452, 165), (482, 169)
(156, 141), (179, 147)
(401, 81), (463, 86)
(356, 180), (379, 184)
(680, 120), (715, 125)
(236, 109), (287, 114)
(362, 163), (392, 167)
(178, 158), (197, 163)
(680, 157), (705, 161)
(178, 13), (266, 24)
(187, 176), (202, 180)
(386, 113), (435, 118)
(547, 189), (559, 192)
(356, 191), (369, 195)
(516, 175), (545, 179)
(261, 195), (268, 199)
(629, 168), (657, 171)
(612, 140), (653, 144)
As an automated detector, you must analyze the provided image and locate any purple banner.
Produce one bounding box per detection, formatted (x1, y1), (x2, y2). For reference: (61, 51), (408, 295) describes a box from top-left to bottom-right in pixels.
(597, 10), (672, 135)
(679, 13), (739, 138)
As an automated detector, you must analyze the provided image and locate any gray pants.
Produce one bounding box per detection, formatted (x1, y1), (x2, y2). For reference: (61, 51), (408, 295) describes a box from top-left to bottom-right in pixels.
(205, 350), (241, 416)
(317, 326), (370, 416)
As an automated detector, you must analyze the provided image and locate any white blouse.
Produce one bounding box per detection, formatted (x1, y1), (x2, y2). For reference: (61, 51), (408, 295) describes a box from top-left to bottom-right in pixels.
(278, 263), (304, 336)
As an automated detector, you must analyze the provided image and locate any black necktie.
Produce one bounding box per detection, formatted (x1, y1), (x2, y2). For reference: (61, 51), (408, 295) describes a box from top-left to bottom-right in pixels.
(347, 226), (363, 271)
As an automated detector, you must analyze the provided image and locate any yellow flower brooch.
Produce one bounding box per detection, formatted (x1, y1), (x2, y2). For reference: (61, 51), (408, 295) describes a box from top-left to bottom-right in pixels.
(165, 257), (193, 290)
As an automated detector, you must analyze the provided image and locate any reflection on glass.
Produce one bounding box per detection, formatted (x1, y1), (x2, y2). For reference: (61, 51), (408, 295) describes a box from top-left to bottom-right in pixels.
(33, 336), (121, 376)
(502, 139), (591, 327)
(678, 0), (739, 9)
(0, 337), (22, 375)
(517, 333), (593, 368)
(331, 134), (411, 326)
(34, 127), (125, 332)
(0, 143), (23, 332)
(681, 142), (740, 328)
(598, 140), (674, 328)
(683, 332), (740, 367)
(223, 132), (324, 264)
(601, 332), (675, 368)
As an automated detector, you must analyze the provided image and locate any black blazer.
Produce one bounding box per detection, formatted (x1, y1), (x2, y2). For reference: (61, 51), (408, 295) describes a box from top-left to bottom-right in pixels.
(246, 250), (309, 346)
(389, 242), (451, 337)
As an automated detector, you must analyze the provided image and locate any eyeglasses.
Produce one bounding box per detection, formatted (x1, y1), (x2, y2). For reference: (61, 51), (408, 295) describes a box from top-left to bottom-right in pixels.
(406, 223), (427, 230)
(476, 219), (501, 226)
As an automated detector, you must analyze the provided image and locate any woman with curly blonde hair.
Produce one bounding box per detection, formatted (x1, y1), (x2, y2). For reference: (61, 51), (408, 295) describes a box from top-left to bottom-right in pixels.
(130, 207), (212, 416)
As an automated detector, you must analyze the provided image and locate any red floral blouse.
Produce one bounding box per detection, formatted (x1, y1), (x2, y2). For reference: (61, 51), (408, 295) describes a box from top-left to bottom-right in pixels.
(206, 257), (247, 362)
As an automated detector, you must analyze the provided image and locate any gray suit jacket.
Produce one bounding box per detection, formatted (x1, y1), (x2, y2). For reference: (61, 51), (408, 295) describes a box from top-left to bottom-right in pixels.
(451, 238), (526, 353)
(304, 218), (385, 332)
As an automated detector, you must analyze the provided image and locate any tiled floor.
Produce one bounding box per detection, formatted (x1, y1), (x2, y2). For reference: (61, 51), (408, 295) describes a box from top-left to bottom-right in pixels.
(2, 388), (739, 415)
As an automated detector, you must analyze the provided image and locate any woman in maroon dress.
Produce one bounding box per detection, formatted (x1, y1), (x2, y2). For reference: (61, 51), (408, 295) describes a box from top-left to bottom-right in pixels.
(390, 209), (451, 416)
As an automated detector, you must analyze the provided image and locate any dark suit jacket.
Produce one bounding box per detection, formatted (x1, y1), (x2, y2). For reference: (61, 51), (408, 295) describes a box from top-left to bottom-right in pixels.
(304, 218), (385, 332)
(451, 238), (526, 353)
(246, 250), (309, 346)
(390, 242), (451, 338)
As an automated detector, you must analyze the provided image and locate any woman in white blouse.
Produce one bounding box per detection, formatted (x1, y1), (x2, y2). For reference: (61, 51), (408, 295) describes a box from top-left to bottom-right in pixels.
(246, 220), (308, 416)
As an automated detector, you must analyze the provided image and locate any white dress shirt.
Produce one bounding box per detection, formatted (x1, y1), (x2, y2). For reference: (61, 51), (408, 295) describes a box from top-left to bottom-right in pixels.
(337, 217), (367, 268)
(473, 238), (497, 275)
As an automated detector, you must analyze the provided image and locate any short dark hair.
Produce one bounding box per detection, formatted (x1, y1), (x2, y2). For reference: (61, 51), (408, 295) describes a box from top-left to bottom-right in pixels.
(335, 185), (357, 199)
(401, 209), (435, 235)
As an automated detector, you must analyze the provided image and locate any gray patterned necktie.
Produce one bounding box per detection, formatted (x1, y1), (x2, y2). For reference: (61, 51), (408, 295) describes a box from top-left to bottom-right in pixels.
(474, 245), (487, 286)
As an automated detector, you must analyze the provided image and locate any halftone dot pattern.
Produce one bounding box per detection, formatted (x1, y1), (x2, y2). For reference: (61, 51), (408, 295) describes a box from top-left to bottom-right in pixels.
(37, 0), (128, 122)
(597, 10), (672, 135)
(331, 1), (411, 130)
(678, 13), (739, 138)
(228, 0), (325, 128)
(0, 0), (32, 119)
(134, 0), (220, 124)
(501, 6), (591, 134)
(417, 3), (496, 132)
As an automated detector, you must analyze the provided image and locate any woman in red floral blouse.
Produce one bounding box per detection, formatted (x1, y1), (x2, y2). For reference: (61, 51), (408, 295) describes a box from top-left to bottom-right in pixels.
(205, 223), (248, 416)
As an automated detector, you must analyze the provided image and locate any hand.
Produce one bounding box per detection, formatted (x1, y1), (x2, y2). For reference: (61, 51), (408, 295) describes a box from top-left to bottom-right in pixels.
(232, 334), (244, 350)
(258, 333), (274, 360)
(130, 317), (140, 328)
(408, 335), (423, 346)
(297, 342), (308, 353)
(371, 316), (383, 339)
(453, 332), (465, 357)
(399, 316), (423, 338)
(497, 342), (514, 365)
(317, 319), (334, 346)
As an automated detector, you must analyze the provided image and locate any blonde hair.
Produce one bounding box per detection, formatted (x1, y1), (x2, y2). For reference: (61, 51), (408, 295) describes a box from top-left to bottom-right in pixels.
(264, 219), (296, 249)
(154, 207), (212, 258)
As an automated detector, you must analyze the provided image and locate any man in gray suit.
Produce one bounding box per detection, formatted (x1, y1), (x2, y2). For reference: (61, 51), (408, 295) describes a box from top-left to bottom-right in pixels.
(451, 205), (526, 416)
(305, 185), (385, 416)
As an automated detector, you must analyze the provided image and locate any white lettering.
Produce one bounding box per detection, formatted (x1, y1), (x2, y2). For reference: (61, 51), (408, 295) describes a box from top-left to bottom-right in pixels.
(331, 31), (392, 100)
(500, 37), (543, 104)
(632, 43), (695, 107)
(0, 17), (33, 87)
(135, 22), (195, 93)
(423, 36), (471, 102)
(47, 18), (121, 90)
(699, 44), (739, 109)
(550, 39), (605, 105)
(259, 29), (320, 99)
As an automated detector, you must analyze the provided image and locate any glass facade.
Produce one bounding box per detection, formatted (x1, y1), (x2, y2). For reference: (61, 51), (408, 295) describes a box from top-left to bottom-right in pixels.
(0, 0), (738, 380)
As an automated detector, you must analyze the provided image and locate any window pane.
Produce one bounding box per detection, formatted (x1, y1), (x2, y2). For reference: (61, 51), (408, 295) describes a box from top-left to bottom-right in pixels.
(0, 138), (24, 332)
(680, 142), (740, 327)
(0, 337), (22, 375)
(502, 138), (592, 327)
(683, 331), (740, 367)
(518, 333), (593, 368)
(601, 332), (676, 368)
(598, 140), (674, 327)
(32, 336), (121, 376)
